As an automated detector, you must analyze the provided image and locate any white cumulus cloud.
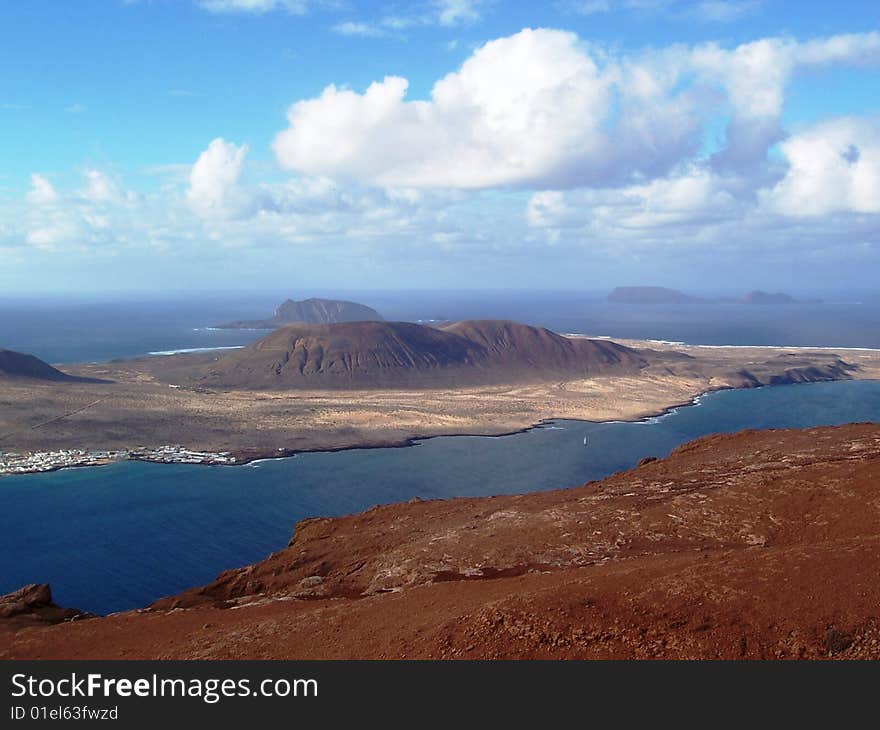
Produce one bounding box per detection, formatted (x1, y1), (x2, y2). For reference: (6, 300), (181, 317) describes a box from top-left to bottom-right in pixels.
(187, 138), (250, 216)
(273, 29), (622, 188)
(766, 117), (880, 217)
(6, 27), (880, 283)
(273, 28), (880, 190)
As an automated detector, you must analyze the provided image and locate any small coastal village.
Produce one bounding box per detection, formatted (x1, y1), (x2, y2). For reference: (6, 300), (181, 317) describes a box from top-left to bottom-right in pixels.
(0, 445), (237, 476)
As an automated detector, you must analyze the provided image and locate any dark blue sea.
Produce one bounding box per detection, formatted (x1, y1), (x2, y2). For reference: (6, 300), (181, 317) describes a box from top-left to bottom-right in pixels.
(1, 292), (879, 615)
(1, 380), (879, 615)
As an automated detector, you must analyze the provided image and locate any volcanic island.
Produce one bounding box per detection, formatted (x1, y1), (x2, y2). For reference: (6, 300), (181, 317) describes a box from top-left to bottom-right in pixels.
(2, 317), (880, 659)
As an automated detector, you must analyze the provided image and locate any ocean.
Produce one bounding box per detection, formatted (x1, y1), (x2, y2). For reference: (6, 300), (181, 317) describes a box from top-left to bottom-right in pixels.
(1, 291), (879, 615)
(1, 289), (880, 364)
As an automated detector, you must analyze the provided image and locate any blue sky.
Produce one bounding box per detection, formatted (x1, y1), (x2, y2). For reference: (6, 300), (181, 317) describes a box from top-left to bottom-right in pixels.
(1, 0), (879, 293)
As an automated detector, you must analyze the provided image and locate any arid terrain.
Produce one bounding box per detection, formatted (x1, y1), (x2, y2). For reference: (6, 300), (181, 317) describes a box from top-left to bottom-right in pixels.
(2, 423), (879, 659)
(1, 321), (877, 461)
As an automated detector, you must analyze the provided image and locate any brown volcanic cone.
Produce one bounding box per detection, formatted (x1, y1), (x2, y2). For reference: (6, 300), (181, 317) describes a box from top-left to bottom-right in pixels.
(0, 349), (77, 381)
(193, 319), (647, 390)
(441, 319), (642, 373)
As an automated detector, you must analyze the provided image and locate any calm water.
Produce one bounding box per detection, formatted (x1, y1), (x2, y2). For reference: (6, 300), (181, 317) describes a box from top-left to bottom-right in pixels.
(2, 290), (880, 363)
(2, 379), (879, 615)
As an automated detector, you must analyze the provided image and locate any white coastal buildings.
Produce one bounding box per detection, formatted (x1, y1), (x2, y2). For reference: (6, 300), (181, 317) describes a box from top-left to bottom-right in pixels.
(0, 445), (236, 476)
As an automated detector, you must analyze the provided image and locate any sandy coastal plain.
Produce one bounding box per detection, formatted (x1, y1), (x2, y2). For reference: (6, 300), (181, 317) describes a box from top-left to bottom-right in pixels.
(2, 335), (879, 470)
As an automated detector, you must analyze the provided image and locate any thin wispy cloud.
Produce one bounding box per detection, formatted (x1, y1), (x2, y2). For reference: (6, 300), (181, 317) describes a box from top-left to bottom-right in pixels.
(332, 21), (389, 38)
(691, 0), (760, 22)
(434, 0), (487, 26)
(196, 0), (310, 14)
(331, 0), (491, 39)
(562, 0), (761, 22)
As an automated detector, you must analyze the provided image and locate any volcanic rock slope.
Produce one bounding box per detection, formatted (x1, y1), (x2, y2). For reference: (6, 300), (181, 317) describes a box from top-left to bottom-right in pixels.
(217, 297), (384, 329)
(191, 319), (648, 389)
(273, 297), (383, 324)
(0, 585), (91, 629)
(0, 349), (75, 381)
(3, 423), (880, 660)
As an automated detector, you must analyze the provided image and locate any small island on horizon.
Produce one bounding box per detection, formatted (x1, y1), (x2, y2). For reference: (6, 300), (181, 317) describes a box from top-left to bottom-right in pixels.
(215, 296), (384, 330)
(607, 286), (821, 305)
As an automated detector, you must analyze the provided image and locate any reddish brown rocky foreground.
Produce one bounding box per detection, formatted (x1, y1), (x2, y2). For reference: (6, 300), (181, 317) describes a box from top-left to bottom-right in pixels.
(0, 584), (92, 629)
(2, 423), (879, 660)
